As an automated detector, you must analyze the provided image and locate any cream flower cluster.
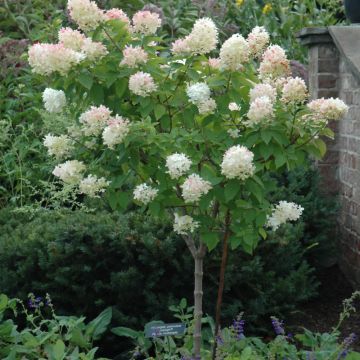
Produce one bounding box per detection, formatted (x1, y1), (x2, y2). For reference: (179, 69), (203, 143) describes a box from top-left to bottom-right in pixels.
(42, 88), (66, 113)
(259, 45), (290, 80)
(102, 116), (130, 149)
(59, 27), (107, 61)
(166, 153), (192, 179)
(59, 27), (85, 51)
(228, 102), (241, 112)
(52, 160), (85, 184)
(181, 174), (212, 203)
(120, 46), (148, 68)
(247, 26), (270, 58)
(79, 174), (109, 197)
(133, 183), (158, 205)
(247, 96), (274, 125)
(249, 83), (277, 103)
(171, 18), (218, 55)
(219, 34), (249, 71)
(129, 71), (157, 97)
(307, 98), (348, 121)
(43, 134), (74, 159)
(67, 0), (105, 31)
(28, 43), (83, 75)
(131, 10), (161, 35)
(79, 105), (112, 136)
(267, 201), (304, 230)
(281, 77), (308, 104)
(105, 8), (130, 27)
(186, 82), (216, 114)
(173, 214), (199, 235)
(221, 145), (255, 180)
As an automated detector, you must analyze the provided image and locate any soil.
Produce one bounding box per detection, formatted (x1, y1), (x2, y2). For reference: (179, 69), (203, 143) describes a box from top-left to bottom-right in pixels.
(287, 265), (360, 351)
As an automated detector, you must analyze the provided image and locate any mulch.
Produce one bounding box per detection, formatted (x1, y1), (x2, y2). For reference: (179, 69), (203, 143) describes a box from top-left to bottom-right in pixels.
(287, 265), (360, 351)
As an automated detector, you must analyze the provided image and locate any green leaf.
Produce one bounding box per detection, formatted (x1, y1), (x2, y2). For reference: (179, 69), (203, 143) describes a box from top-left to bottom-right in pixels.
(115, 79), (128, 97)
(224, 180), (241, 202)
(201, 232), (220, 251)
(0, 294), (8, 313)
(314, 138), (327, 157)
(89, 83), (104, 105)
(77, 72), (93, 90)
(258, 228), (267, 239)
(111, 326), (139, 339)
(154, 104), (166, 120)
(86, 307), (112, 340)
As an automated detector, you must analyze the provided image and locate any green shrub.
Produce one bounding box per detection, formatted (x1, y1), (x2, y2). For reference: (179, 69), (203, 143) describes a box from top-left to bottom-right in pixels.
(0, 207), (316, 357)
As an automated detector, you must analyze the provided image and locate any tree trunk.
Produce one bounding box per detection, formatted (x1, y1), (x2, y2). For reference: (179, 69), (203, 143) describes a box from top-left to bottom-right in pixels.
(212, 211), (231, 359)
(193, 252), (204, 359)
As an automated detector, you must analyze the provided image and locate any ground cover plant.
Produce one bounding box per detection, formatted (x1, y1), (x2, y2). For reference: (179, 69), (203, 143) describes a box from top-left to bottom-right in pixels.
(27, 0), (350, 358)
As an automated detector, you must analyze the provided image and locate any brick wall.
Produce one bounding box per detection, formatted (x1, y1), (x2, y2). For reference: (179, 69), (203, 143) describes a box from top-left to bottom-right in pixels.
(299, 28), (360, 288)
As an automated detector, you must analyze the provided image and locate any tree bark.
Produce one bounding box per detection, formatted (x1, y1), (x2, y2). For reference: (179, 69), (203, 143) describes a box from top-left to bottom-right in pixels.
(193, 243), (206, 359)
(212, 211), (231, 359)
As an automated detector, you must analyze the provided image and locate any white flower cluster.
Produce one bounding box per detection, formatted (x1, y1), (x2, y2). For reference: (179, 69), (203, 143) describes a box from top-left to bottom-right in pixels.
(228, 102), (241, 112)
(102, 115), (130, 149)
(67, 0), (105, 31)
(79, 174), (109, 197)
(267, 201), (304, 230)
(133, 183), (158, 205)
(259, 45), (290, 80)
(281, 77), (308, 104)
(129, 71), (157, 97)
(166, 153), (192, 179)
(249, 83), (277, 103)
(59, 27), (108, 61)
(173, 213), (199, 235)
(247, 26), (270, 58)
(228, 129), (241, 138)
(181, 174), (212, 203)
(307, 98), (348, 122)
(42, 88), (66, 113)
(219, 34), (249, 71)
(79, 105), (112, 136)
(221, 145), (255, 180)
(43, 134), (74, 159)
(247, 96), (274, 125)
(186, 82), (216, 114)
(120, 46), (148, 68)
(171, 18), (218, 55)
(131, 10), (161, 35)
(28, 43), (83, 75)
(52, 160), (85, 184)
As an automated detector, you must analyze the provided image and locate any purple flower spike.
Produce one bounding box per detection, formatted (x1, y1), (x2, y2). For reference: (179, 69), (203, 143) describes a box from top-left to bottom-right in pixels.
(338, 333), (357, 359)
(271, 316), (285, 336)
(232, 314), (245, 340)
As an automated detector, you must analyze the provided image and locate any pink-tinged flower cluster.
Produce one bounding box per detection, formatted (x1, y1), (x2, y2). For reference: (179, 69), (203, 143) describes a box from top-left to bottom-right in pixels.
(129, 71), (157, 97)
(79, 174), (110, 197)
(133, 183), (158, 204)
(267, 201), (304, 230)
(67, 0), (105, 31)
(259, 45), (290, 80)
(58, 27), (85, 51)
(281, 77), (308, 104)
(132, 10), (161, 35)
(81, 38), (108, 61)
(79, 105), (112, 136)
(307, 98), (348, 121)
(181, 174), (212, 203)
(173, 214), (199, 235)
(247, 26), (270, 58)
(105, 8), (130, 27)
(208, 58), (221, 69)
(28, 43), (83, 75)
(52, 160), (85, 184)
(171, 18), (218, 55)
(249, 83), (277, 103)
(247, 96), (274, 125)
(102, 115), (130, 149)
(221, 145), (255, 180)
(219, 34), (250, 71)
(120, 46), (148, 68)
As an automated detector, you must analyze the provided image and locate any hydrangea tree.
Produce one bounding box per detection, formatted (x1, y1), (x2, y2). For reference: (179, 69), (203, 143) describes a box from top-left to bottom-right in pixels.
(28, 0), (348, 357)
